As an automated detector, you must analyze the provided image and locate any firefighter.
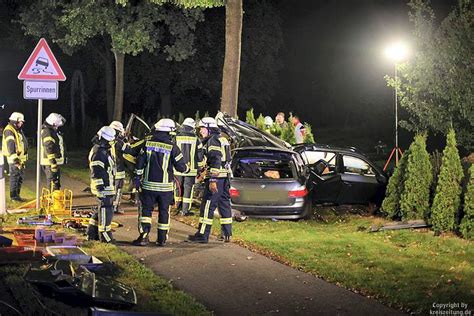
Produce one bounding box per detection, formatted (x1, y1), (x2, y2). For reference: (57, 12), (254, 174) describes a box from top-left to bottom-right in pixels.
(174, 118), (204, 216)
(109, 121), (133, 214)
(133, 118), (189, 247)
(188, 117), (232, 243)
(2, 112), (28, 201)
(87, 126), (116, 243)
(40, 113), (66, 191)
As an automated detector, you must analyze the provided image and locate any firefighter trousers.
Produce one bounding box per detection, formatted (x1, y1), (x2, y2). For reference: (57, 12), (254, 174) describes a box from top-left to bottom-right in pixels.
(139, 190), (173, 244)
(42, 165), (61, 191)
(8, 163), (24, 198)
(175, 175), (196, 214)
(196, 178), (232, 240)
(87, 195), (114, 243)
(113, 178), (124, 212)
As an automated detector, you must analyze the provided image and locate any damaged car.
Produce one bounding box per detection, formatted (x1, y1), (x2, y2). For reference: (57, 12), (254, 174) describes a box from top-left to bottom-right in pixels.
(125, 112), (387, 220)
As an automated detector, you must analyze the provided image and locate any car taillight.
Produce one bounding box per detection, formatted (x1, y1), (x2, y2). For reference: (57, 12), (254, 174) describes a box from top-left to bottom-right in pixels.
(288, 187), (308, 198)
(230, 187), (240, 198)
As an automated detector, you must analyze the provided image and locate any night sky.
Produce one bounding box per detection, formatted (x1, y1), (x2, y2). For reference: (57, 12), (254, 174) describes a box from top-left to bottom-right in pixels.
(0, 0), (458, 150)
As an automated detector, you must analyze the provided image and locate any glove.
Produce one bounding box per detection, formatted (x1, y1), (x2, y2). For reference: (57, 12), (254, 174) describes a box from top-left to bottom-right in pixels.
(209, 181), (218, 194)
(133, 177), (141, 190)
(13, 158), (22, 169)
(50, 158), (57, 165)
(96, 184), (105, 192)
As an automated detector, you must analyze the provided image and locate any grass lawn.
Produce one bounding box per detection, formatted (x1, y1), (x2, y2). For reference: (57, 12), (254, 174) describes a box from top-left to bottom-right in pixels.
(62, 150), (90, 184)
(5, 182), (36, 209)
(178, 208), (474, 314)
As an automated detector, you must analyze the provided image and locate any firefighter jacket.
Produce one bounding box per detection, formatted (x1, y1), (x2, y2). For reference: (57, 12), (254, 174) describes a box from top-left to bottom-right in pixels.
(40, 123), (65, 166)
(2, 122), (28, 165)
(88, 138), (115, 197)
(136, 131), (189, 192)
(110, 135), (133, 180)
(175, 126), (204, 176)
(203, 129), (231, 181)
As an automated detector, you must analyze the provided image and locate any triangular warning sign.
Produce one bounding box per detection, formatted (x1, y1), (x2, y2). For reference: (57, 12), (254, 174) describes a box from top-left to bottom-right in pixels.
(18, 38), (66, 81)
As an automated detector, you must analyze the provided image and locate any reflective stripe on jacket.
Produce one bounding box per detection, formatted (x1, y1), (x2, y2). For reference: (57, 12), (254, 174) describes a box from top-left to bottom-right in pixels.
(110, 135), (133, 179)
(88, 142), (115, 197)
(40, 124), (65, 165)
(203, 131), (231, 180)
(175, 126), (204, 176)
(136, 132), (188, 192)
(2, 123), (28, 164)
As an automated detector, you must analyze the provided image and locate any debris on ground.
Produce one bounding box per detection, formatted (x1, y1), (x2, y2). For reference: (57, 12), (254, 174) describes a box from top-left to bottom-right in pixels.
(25, 258), (137, 307)
(370, 220), (430, 232)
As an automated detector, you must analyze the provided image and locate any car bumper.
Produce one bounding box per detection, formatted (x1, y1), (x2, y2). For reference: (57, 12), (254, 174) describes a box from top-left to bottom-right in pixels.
(232, 198), (307, 220)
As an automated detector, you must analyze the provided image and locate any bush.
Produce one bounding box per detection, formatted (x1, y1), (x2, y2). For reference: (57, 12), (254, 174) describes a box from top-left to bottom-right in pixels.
(460, 164), (474, 239)
(381, 148), (410, 219)
(431, 130), (464, 233)
(281, 114), (296, 144)
(270, 123), (282, 137)
(256, 114), (265, 131)
(303, 122), (315, 143)
(400, 134), (433, 220)
(245, 108), (256, 126)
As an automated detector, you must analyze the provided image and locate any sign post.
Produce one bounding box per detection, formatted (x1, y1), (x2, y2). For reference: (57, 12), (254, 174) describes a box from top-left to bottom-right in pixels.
(18, 38), (66, 211)
(0, 155), (5, 215)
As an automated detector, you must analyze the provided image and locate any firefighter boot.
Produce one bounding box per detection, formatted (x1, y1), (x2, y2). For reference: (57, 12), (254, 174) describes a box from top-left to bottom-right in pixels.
(156, 229), (167, 247)
(132, 234), (149, 246)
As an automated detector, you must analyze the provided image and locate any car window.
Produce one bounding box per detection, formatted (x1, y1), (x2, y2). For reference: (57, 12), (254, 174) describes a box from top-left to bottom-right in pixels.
(232, 151), (296, 180)
(126, 114), (151, 141)
(293, 153), (305, 177)
(342, 155), (375, 176)
(302, 151), (336, 165)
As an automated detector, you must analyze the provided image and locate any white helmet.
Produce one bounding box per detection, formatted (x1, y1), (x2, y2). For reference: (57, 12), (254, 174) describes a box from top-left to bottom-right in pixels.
(154, 118), (176, 132)
(9, 112), (25, 122)
(264, 116), (274, 126)
(97, 126), (116, 141)
(45, 113), (64, 127)
(182, 117), (196, 128)
(198, 117), (218, 128)
(109, 121), (125, 133)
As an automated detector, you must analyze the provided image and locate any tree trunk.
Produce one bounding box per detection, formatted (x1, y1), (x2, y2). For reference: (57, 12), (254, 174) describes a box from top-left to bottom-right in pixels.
(104, 49), (115, 122)
(159, 79), (172, 117)
(220, 0), (243, 118)
(113, 51), (125, 121)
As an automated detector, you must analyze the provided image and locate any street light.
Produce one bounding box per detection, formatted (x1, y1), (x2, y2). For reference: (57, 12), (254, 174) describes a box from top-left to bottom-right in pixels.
(383, 41), (409, 170)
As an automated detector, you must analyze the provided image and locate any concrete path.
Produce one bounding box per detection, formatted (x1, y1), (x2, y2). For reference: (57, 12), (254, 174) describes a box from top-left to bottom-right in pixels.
(22, 168), (404, 315)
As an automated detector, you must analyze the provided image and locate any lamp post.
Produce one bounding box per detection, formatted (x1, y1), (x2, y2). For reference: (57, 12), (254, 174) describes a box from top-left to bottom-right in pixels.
(383, 41), (408, 170)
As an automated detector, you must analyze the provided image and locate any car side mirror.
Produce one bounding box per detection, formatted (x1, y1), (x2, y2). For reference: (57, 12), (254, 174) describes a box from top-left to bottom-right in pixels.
(312, 159), (329, 176)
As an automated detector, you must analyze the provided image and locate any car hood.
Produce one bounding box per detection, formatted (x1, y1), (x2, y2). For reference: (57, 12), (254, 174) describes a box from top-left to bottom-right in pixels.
(216, 112), (290, 149)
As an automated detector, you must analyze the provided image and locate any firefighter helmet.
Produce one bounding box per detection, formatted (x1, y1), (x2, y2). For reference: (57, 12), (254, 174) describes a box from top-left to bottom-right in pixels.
(198, 117), (218, 128)
(45, 113), (64, 127)
(9, 112), (25, 122)
(182, 117), (196, 128)
(264, 116), (273, 126)
(97, 126), (116, 141)
(109, 121), (125, 133)
(154, 118), (176, 132)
